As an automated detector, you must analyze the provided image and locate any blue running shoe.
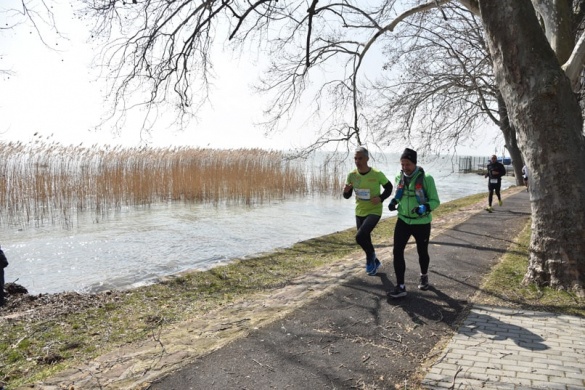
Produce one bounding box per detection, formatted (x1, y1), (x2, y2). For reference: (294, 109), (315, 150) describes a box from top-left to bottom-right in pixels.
(365, 261), (375, 274)
(368, 258), (381, 276)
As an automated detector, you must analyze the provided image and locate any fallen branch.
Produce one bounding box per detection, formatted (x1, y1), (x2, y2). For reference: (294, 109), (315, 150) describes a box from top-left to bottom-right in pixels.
(448, 366), (463, 390)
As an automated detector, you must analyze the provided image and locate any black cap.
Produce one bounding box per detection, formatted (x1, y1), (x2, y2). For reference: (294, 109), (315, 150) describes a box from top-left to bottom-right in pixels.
(400, 148), (417, 164)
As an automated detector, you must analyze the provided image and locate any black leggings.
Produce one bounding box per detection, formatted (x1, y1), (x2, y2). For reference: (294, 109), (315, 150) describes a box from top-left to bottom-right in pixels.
(393, 218), (431, 285)
(488, 183), (502, 206)
(355, 214), (381, 260)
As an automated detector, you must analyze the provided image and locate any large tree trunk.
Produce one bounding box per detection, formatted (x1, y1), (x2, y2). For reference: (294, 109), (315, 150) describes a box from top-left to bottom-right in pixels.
(479, 0), (585, 296)
(497, 92), (524, 185)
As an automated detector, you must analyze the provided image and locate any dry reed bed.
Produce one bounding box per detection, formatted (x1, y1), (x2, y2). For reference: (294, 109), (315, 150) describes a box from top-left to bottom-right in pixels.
(0, 141), (341, 228)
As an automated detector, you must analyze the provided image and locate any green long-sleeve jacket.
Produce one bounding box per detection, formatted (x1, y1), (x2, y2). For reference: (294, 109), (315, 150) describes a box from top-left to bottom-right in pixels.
(393, 168), (440, 225)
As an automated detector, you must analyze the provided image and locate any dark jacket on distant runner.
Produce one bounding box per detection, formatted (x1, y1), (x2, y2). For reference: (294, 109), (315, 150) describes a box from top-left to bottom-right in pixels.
(485, 161), (506, 188)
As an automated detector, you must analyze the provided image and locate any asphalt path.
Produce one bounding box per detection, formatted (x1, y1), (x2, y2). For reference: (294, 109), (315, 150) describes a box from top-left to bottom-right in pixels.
(148, 189), (531, 390)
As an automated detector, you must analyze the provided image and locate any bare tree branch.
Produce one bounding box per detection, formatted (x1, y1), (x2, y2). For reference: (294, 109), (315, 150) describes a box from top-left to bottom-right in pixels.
(0, 1), (65, 77)
(76, 0), (583, 154)
(385, 0), (450, 32)
(368, 4), (503, 156)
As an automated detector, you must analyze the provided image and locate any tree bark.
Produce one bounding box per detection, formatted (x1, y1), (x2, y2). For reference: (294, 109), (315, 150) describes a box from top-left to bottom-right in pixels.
(497, 92), (524, 185)
(531, 0), (574, 64)
(479, 0), (585, 296)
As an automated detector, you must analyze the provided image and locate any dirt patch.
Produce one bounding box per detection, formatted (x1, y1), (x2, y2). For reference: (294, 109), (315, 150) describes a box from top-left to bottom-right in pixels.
(2, 285), (124, 322)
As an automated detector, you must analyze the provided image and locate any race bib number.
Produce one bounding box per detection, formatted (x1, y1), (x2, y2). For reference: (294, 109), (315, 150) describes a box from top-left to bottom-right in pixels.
(490, 179), (498, 184)
(355, 188), (371, 200)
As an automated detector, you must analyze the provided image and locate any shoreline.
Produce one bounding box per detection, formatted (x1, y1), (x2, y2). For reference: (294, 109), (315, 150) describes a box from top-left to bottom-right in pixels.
(4, 186), (515, 312)
(3, 172), (518, 296)
(2, 187), (525, 389)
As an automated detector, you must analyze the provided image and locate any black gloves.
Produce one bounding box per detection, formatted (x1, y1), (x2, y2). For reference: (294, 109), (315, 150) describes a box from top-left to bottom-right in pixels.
(389, 200), (431, 215)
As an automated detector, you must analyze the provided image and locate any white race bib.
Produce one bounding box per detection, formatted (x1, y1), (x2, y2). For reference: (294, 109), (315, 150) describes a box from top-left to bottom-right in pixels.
(355, 188), (371, 200)
(490, 178), (498, 184)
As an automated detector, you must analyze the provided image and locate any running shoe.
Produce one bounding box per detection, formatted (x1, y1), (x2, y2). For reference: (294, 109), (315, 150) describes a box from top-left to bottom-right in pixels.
(388, 285), (407, 298)
(418, 274), (429, 290)
(498, 200), (503, 206)
(368, 258), (381, 276)
(365, 261), (375, 275)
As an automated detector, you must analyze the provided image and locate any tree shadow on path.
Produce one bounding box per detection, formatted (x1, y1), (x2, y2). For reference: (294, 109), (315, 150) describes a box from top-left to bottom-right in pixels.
(458, 310), (549, 351)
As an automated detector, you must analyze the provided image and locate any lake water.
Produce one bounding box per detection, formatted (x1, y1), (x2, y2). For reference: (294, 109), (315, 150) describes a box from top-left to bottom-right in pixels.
(2, 155), (516, 295)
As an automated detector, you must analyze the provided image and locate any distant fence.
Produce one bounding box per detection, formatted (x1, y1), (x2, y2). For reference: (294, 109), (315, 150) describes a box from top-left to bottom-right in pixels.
(458, 156), (514, 176)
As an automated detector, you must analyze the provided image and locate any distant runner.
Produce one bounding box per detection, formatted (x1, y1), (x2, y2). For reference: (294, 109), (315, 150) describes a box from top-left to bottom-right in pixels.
(484, 155), (506, 212)
(522, 164), (529, 192)
(0, 244), (8, 306)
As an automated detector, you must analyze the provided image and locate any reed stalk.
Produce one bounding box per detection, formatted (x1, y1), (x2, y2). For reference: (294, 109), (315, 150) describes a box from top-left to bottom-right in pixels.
(0, 140), (340, 229)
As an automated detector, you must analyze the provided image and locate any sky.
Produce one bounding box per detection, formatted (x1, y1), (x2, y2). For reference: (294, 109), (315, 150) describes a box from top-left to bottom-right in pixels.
(0, 1), (503, 156)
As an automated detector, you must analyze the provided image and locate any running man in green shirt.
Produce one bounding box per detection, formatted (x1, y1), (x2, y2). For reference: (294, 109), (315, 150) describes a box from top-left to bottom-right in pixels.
(343, 147), (393, 275)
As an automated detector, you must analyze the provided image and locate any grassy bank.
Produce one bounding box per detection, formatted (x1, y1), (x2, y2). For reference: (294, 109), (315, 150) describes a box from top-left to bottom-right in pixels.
(475, 223), (585, 317)
(1, 188), (583, 388)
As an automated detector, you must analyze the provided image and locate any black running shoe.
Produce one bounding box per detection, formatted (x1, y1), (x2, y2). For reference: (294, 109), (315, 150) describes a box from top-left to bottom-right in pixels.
(418, 274), (429, 290)
(388, 285), (407, 298)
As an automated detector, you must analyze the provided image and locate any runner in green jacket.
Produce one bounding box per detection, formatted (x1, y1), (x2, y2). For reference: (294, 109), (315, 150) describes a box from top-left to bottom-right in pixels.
(387, 148), (440, 298)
